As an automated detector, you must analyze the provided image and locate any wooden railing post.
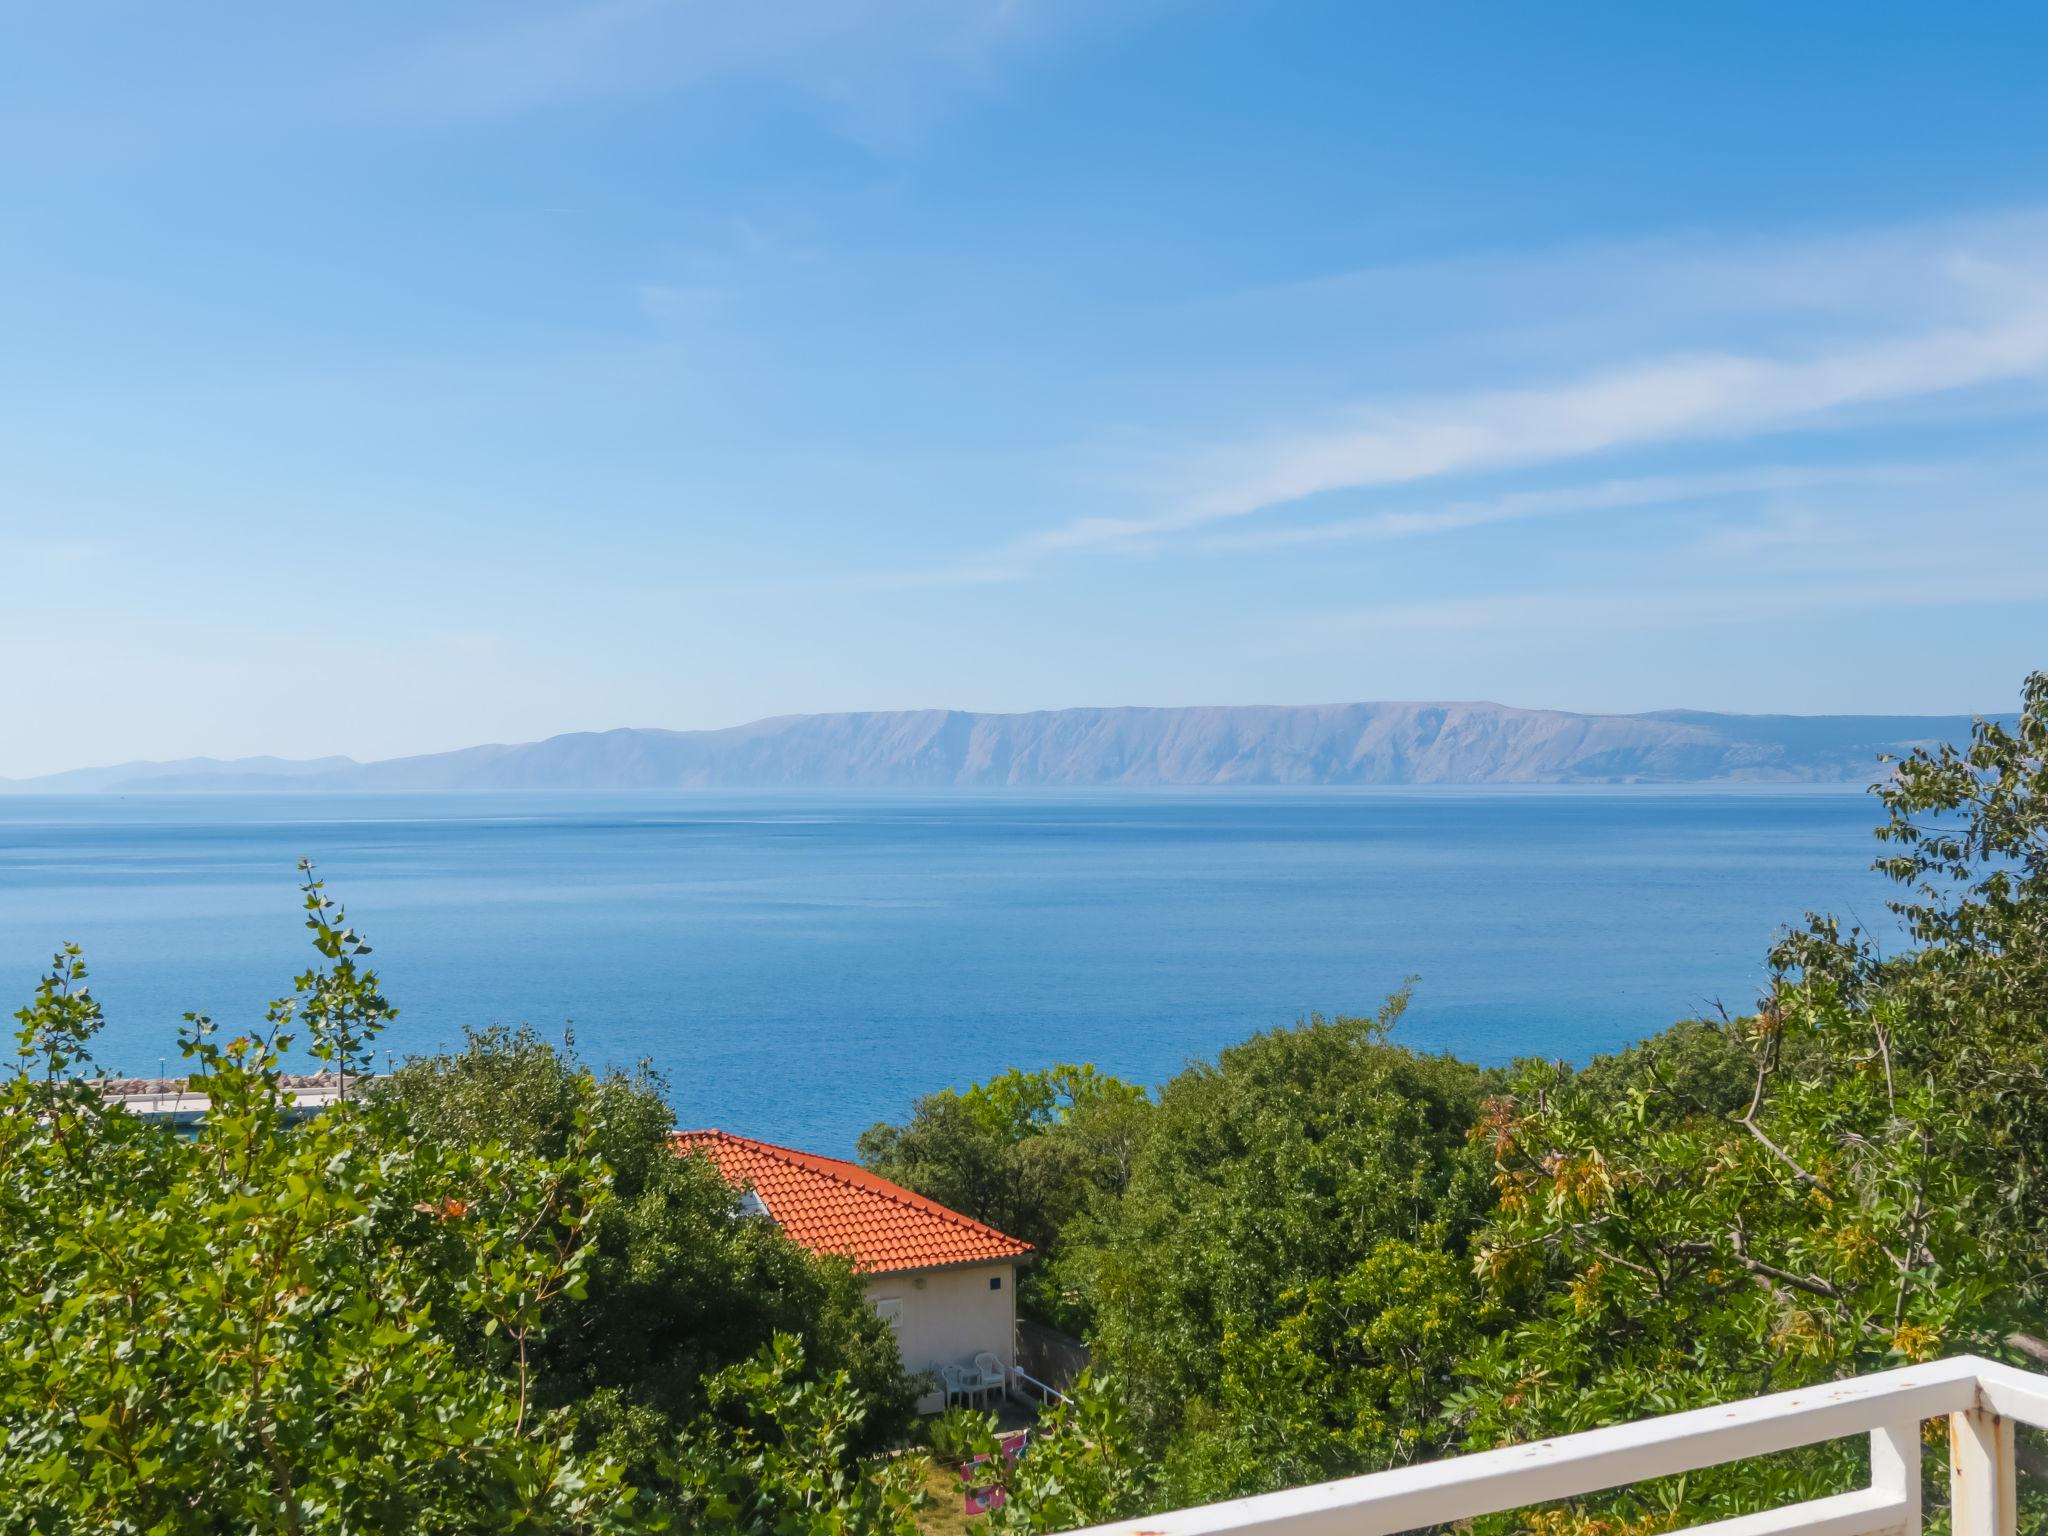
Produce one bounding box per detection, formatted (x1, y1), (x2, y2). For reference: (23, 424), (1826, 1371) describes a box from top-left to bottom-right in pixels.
(1949, 1408), (2016, 1536)
(1870, 1421), (1923, 1536)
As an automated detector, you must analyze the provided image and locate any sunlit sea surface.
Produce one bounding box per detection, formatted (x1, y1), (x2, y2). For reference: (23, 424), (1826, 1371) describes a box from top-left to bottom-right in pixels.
(0, 790), (1903, 1153)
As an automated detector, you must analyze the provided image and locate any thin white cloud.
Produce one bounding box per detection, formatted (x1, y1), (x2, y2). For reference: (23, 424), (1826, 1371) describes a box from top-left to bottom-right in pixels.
(1230, 209), (2048, 329)
(1195, 463), (1933, 551)
(773, 209), (2048, 599)
(1036, 300), (2048, 554)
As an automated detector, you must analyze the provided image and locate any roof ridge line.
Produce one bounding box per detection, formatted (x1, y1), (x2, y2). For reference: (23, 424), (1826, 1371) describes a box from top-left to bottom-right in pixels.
(674, 1127), (1031, 1253)
(754, 1133), (1025, 1244)
(827, 1159), (1020, 1241)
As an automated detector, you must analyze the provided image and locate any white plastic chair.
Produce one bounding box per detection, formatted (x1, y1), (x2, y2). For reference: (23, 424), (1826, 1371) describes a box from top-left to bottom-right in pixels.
(939, 1361), (976, 1408)
(971, 1352), (1008, 1403)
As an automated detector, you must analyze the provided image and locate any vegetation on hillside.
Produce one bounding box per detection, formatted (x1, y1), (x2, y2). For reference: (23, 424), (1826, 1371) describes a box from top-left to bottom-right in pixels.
(867, 670), (2048, 1530)
(0, 868), (927, 1534)
(380, 1026), (915, 1492)
(2, 671), (2042, 1533)
(0, 873), (638, 1531)
(855, 1063), (1148, 1334)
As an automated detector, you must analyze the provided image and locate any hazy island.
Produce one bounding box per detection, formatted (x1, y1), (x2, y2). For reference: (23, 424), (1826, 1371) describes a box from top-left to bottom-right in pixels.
(0, 701), (2006, 793)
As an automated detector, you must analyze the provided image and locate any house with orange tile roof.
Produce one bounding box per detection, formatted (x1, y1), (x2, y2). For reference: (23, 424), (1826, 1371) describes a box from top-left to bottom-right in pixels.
(676, 1129), (1034, 1412)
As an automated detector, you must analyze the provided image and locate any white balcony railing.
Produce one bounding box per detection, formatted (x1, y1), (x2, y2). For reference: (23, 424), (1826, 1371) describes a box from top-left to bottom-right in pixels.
(1075, 1354), (2048, 1536)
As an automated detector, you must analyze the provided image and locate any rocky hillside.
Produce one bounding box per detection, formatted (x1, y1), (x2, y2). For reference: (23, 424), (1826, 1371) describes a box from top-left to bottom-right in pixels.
(2, 703), (1996, 791)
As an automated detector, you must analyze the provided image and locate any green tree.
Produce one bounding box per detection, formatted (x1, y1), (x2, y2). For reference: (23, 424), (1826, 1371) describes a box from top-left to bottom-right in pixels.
(1456, 982), (2016, 1521)
(1451, 673), (2048, 1526)
(987, 1372), (1155, 1535)
(910, 673), (2048, 1534)
(1875, 668), (2048, 1014)
(667, 1335), (927, 1536)
(858, 1064), (1149, 1330)
(0, 867), (931, 1536)
(937, 1372), (1157, 1536)
(1163, 1236), (1495, 1506)
(0, 868), (638, 1533)
(1863, 667), (2048, 1276)
(376, 1027), (916, 1508)
(1066, 991), (1500, 1496)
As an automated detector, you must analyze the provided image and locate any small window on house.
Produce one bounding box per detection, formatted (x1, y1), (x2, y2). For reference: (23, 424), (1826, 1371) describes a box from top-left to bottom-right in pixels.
(989, 1275), (1002, 1291)
(736, 1189), (771, 1220)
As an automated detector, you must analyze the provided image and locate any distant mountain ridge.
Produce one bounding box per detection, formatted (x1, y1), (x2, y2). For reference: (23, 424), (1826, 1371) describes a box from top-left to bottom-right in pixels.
(7, 755), (358, 794)
(0, 703), (2002, 792)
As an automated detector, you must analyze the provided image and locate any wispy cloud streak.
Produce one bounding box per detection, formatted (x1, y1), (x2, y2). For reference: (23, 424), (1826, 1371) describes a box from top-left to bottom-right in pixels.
(1195, 463), (1932, 550)
(1039, 302), (2048, 554)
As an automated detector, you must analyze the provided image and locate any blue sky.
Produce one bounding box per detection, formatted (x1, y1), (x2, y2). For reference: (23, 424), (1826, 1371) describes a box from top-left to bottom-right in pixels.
(4, 1), (2047, 776)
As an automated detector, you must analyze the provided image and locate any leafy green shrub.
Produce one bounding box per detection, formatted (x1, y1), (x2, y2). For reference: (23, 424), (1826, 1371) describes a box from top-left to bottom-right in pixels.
(376, 1024), (917, 1499)
(0, 866), (636, 1532)
(0, 865), (927, 1535)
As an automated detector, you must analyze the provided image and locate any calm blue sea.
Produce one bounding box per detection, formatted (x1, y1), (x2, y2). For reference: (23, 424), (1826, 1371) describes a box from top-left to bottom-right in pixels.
(0, 790), (1904, 1153)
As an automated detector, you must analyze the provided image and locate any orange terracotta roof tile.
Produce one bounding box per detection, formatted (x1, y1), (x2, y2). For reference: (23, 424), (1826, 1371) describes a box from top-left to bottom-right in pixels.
(674, 1129), (1034, 1275)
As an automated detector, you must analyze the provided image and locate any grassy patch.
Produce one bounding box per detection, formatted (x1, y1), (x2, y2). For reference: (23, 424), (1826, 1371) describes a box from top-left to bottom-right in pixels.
(917, 1458), (985, 1536)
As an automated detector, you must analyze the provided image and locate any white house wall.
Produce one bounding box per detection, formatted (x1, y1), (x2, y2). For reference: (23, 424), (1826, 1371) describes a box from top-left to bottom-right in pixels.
(866, 1261), (1017, 1413)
